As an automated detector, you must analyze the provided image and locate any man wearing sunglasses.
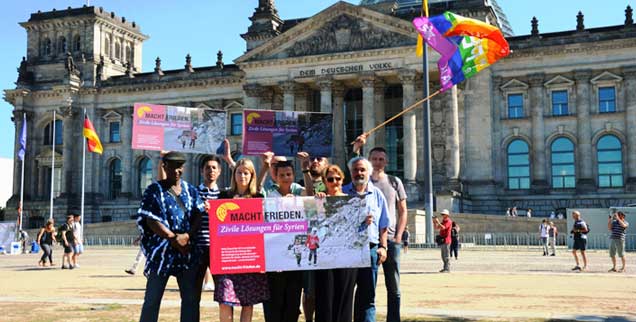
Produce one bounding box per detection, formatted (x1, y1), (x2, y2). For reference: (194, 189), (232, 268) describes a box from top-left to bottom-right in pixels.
(297, 152), (329, 194)
(344, 156), (389, 322)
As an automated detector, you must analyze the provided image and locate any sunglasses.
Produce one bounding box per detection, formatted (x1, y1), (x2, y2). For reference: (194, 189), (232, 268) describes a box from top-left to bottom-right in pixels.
(311, 156), (326, 161)
(326, 176), (342, 183)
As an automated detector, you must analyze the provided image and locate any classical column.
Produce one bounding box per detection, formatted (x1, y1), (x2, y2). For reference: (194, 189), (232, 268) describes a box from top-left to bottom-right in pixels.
(624, 65), (636, 190)
(281, 81), (296, 111)
(574, 69), (594, 191)
(332, 84), (346, 168)
(415, 82), (426, 182)
(529, 73), (548, 191)
(11, 110), (25, 198)
(121, 106), (133, 197)
(360, 73), (376, 151)
(447, 85), (461, 182)
(243, 83), (262, 109)
(318, 77), (333, 113)
(294, 85), (309, 112)
(491, 76), (505, 184)
(373, 80), (385, 148)
(260, 88), (274, 110)
(400, 69), (417, 182)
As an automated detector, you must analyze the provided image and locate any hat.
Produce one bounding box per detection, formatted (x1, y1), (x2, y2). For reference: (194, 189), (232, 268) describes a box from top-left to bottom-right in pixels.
(440, 209), (450, 216)
(162, 152), (186, 164)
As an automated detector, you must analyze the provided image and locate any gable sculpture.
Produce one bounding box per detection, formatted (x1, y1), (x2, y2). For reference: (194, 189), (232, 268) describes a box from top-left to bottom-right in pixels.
(285, 14), (415, 57)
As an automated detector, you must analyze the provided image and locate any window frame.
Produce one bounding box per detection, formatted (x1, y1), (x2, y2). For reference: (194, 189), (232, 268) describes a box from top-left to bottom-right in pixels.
(230, 113), (243, 136)
(109, 121), (121, 143)
(507, 93), (524, 119)
(550, 137), (576, 189)
(507, 139), (531, 190)
(597, 134), (623, 188)
(109, 158), (123, 200)
(551, 90), (569, 116)
(598, 86), (616, 114)
(43, 119), (64, 146)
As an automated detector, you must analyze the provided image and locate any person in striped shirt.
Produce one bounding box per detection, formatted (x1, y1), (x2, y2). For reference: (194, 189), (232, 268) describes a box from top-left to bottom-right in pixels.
(607, 211), (629, 272)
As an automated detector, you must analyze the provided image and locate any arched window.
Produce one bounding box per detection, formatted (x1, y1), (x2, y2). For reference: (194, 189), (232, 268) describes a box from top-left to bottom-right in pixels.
(58, 36), (67, 53)
(551, 137), (575, 188)
(110, 158), (122, 199)
(73, 35), (81, 52)
(104, 37), (111, 56)
(43, 120), (63, 146)
(115, 42), (121, 60)
(138, 157), (153, 197)
(597, 135), (623, 187)
(507, 139), (530, 189)
(43, 38), (52, 56)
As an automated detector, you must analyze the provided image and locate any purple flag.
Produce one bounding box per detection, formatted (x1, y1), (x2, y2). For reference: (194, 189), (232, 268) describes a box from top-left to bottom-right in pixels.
(18, 117), (26, 160)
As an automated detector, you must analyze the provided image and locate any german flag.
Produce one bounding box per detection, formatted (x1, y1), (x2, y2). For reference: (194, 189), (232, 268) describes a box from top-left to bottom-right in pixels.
(83, 113), (103, 154)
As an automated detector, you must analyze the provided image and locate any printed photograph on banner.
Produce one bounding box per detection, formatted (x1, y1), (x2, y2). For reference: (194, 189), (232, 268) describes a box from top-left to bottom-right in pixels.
(132, 102), (226, 154)
(242, 109), (332, 157)
(264, 196), (370, 272)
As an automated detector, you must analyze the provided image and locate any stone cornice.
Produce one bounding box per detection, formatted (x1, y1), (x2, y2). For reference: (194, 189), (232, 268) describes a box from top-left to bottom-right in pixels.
(97, 77), (242, 95)
(238, 46), (413, 70)
(236, 1), (415, 64)
(510, 37), (636, 59)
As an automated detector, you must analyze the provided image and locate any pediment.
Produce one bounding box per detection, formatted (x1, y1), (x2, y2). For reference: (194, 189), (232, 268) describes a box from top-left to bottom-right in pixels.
(590, 71), (622, 84)
(223, 101), (244, 110)
(500, 79), (529, 91)
(195, 103), (211, 110)
(102, 110), (122, 121)
(544, 75), (574, 88)
(35, 147), (63, 165)
(235, 2), (417, 63)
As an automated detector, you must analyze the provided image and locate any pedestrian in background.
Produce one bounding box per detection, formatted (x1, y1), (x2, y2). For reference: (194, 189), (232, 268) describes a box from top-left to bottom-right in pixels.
(37, 219), (56, 266)
(72, 214), (83, 268)
(434, 209), (452, 273)
(60, 214), (76, 269)
(607, 211), (629, 273)
(570, 211), (589, 272)
(548, 221), (558, 256)
(450, 222), (460, 260)
(539, 219), (549, 256)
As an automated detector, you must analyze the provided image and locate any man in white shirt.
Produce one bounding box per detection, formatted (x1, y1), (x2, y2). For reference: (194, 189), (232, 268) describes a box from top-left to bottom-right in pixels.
(72, 214), (83, 268)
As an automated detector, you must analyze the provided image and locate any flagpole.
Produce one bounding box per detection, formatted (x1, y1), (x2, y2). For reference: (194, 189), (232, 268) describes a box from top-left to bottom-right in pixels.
(49, 110), (55, 220)
(19, 113), (26, 232)
(81, 109), (86, 242)
(421, 1), (434, 245)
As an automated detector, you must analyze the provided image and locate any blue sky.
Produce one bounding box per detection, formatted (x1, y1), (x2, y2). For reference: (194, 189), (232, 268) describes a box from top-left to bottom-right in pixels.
(0, 0), (633, 159)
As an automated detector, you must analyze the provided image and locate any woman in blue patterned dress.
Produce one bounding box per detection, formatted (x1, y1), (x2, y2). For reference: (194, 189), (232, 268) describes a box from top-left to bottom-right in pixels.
(215, 158), (269, 322)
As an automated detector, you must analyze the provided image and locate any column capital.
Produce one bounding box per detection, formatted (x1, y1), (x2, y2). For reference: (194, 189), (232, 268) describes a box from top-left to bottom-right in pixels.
(280, 80), (296, 94)
(373, 79), (385, 93)
(573, 69), (593, 81)
(332, 81), (346, 97)
(294, 84), (309, 97)
(528, 73), (545, 87)
(317, 76), (333, 91)
(359, 72), (375, 88)
(260, 87), (274, 102)
(398, 69), (417, 84)
(243, 83), (262, 97)
(622, 65), (636, 79)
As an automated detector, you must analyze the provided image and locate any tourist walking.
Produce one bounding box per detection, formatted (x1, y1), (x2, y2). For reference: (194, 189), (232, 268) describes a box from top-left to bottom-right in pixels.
(607, 211), (629, 273)
(402, 226), (410, 254)
(548, 221), (558, 256)
(434, 209), (452, 273)
(539, 219), (550, 256)
(60, 214), (76, 269)
(450, 222), (460, 260)
(36, 219), (56, 266)
(125, 235), (144, 275)
(570, 211), (589, 272)
(72, 214), (83, 268)
(137, 152), (205, 322)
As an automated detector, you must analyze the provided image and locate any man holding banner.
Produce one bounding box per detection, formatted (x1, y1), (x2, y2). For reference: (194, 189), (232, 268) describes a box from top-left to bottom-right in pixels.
(343, 156), (389, 322)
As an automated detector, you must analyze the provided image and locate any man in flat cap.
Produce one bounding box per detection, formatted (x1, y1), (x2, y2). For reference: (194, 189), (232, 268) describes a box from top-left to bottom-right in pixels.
(136, 151), (205, 322)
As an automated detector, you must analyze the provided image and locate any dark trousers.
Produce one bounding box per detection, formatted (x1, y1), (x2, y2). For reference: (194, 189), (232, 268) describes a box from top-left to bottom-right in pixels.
(40, 243), (53, 263)
(139, 267), (199, 322)
(354, 245), (379, 322)
(315, 268), (357, 322)
(450, 240), (459, 259)
(263, 271), (303, 322)
(193, 248), (210, 303)
(309, 249), (317, 264)
(382, 240), (401, 322)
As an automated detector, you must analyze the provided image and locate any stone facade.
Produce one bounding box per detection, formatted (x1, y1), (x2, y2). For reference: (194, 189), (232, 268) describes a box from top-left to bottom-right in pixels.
(4, 1), (636, 227)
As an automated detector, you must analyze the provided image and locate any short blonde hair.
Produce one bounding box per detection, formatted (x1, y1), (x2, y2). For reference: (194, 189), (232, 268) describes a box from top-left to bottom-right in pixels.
(230, 158), (258, 196)
(322, 165), (345, 183)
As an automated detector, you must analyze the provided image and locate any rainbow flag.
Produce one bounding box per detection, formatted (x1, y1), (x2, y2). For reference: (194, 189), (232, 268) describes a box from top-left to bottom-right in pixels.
(413, 12), (510, 92)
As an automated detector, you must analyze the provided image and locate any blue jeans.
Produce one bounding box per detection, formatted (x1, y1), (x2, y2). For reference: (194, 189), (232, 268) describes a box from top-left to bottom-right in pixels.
(382, 240), (401, 322)
(139, 267), (199, 322)
(354, 244), (379, 322)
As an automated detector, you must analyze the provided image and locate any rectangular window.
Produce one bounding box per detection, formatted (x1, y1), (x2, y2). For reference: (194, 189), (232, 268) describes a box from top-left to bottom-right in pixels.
(109, 121), (121, 143)
(507, 94), (524, 119)
(599, 86), (616, 113)
(231, 113), (243, 136)
(552, 90), (568, 116)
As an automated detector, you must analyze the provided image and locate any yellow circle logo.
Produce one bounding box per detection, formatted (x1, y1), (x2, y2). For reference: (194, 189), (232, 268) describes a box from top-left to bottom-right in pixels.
(246, 112), (261, 124)
(216, 202), (240, 222)
(137, 105), (153, 118)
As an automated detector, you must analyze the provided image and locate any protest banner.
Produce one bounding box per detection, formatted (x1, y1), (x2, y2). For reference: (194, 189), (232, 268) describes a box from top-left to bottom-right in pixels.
(132, 103), (226, 154)
(209, 196), (370, 274)
(242, 109), (332, 157)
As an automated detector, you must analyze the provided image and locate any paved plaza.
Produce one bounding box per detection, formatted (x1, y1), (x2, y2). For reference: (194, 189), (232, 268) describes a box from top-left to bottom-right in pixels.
(0, 246), (634, 321)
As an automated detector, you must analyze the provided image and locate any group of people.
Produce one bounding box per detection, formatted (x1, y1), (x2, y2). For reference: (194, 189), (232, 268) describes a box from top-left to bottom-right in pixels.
(135, 136), (409, 322)
(505, 207), (533, 218)
(538, 219), (559, 256)
(34, 213), (83, 269)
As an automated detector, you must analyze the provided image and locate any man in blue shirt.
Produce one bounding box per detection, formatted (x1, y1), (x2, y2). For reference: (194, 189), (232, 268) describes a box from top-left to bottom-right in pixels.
(343, 156), (389, 322)
(137, 152), (205, 322)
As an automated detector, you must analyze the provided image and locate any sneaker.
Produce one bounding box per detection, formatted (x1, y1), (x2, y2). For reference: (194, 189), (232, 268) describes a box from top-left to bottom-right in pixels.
(74, 264), (80, 268)
(203, 283), (214, 291)
(69, 265), (75, 270)
(550, 254), (556, 256)
(571, 266), (581, 271)
(61, 265), (68, 269)
(125, 269), (136, 275)
(608, 268), (617, 272)
(439, 268), (450, 273)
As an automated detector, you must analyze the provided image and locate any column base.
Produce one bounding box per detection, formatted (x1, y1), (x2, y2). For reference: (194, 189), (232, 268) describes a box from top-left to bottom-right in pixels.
(435, 189), (463, 214)
(625, 177), (636, 192)
(576, 178), (596, 193)
(531, 180), (550, 194)
(404, 180), (421, 201)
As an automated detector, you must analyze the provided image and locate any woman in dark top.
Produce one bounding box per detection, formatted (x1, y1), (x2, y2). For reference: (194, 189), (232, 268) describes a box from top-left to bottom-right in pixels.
(450, 221), (460, 260)
(314, 165), (358, 322)
(214, 158), (268, 322)
(37, 219), (56, 266)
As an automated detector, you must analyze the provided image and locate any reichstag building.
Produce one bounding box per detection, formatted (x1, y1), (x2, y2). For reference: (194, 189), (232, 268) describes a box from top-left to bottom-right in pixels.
(5, 0), (636, 226)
